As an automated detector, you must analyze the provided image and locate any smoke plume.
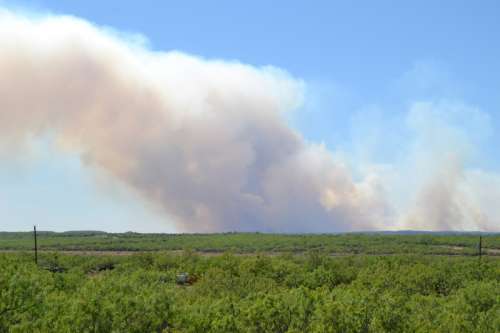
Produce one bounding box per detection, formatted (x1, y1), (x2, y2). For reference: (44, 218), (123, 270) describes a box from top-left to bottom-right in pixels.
(0, 10), (388, 232)
(0, 10), (498, 232)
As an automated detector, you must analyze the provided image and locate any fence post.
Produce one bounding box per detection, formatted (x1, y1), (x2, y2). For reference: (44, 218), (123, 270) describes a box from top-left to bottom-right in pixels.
(34, 225), (38, 265)
(478, 235), (482, 259)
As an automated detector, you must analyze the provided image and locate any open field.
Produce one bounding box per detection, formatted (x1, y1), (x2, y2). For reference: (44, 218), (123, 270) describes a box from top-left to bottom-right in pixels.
(1, 231), (499, 255)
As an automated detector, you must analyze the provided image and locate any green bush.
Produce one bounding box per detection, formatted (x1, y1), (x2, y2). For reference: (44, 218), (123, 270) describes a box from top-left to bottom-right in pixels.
(0, 251), (498, 332)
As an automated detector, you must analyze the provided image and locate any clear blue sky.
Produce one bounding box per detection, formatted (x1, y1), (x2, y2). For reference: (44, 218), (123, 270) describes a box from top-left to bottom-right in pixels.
(1, 1), (499, 232)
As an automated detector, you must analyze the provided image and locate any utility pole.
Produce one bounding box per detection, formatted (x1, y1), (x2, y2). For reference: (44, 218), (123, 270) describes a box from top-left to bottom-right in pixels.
(33, 225), (38, 265)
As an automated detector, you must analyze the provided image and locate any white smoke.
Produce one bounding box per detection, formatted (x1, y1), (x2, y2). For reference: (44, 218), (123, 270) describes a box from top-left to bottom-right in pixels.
(0, 10), (388, 232)
(376, 101), (499, 231)
(0, 9), (498, 232)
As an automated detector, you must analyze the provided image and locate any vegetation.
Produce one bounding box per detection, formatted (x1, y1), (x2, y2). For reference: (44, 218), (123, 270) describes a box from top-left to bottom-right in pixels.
(1, 232), (499, 332)
(0, 251), (499, 332)
(1, 231), (499, 255)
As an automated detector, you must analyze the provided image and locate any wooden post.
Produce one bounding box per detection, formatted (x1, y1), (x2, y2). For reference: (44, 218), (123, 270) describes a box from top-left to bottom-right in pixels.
(33, 225), (38, 265)
(478, 235), (482, 259)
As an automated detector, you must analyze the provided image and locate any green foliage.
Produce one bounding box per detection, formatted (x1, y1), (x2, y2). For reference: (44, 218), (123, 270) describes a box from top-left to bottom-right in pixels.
(1, 231), (499, 255)
(0, 252), (498, 332)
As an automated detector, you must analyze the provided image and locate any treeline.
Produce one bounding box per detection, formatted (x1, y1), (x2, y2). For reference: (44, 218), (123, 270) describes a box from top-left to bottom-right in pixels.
(1, 252), (498, 332)
(1, 232), (498, 255)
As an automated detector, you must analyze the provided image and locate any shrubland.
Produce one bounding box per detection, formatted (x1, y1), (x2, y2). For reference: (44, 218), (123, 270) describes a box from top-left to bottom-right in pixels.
(1, 232), (498, 255)
(1, 251), (498, 332)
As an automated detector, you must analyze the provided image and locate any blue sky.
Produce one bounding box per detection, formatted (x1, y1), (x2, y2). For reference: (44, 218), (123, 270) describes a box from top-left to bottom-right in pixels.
(1, 1), (499, 232)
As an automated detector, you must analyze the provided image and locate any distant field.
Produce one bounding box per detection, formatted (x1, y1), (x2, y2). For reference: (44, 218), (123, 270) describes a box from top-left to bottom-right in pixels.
(1, 231), (498, 255)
